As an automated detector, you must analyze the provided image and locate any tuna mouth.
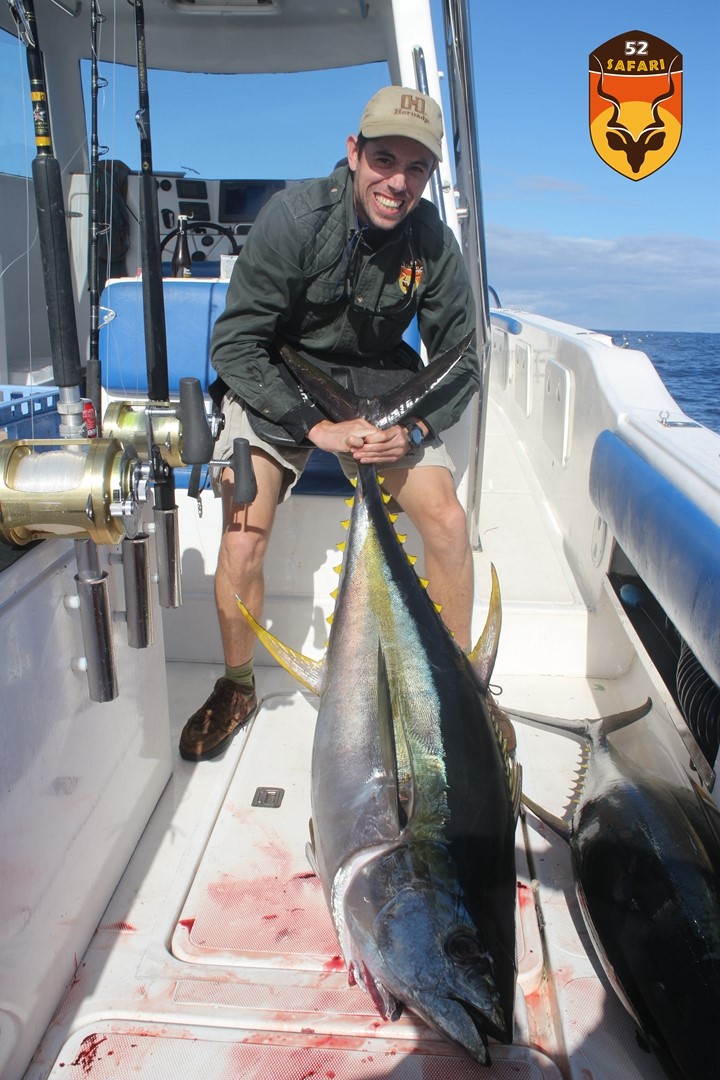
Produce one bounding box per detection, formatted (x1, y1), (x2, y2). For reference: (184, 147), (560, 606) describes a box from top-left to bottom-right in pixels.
(443, 995), (511, 1063)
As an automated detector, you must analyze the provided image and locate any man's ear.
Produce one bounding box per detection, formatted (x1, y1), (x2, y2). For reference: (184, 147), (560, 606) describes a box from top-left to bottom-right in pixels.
(346, 134), (360, 173)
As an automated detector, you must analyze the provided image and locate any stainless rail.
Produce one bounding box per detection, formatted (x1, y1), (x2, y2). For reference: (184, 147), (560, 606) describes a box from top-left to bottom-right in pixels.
(442, 0), (493, 548)
(412, 46), (447, 222)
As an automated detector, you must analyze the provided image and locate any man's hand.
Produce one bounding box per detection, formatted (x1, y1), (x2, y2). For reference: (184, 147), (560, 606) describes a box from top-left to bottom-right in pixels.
(307, 417), (379, 455)
(307, 418), (426, 463)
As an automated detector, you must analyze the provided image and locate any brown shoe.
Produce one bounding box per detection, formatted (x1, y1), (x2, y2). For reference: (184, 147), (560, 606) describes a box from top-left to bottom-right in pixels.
(179, 677), (257, 762)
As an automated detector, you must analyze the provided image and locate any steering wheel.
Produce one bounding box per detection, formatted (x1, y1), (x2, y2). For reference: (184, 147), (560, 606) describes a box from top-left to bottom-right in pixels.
(160, 221), (240, 263)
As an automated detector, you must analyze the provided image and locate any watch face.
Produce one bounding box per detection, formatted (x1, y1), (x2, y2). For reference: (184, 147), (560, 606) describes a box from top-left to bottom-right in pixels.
(409, 424), (423, 446)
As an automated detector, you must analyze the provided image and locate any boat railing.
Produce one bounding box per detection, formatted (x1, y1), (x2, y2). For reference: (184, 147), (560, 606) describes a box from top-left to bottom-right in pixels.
(441, 0), (493, 548)
(412, 46), (447, 223)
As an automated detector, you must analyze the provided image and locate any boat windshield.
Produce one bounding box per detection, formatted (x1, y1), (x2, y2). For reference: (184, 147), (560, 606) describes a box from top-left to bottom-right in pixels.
(0, 27), (33, 177)
(79, 60), (390, 180)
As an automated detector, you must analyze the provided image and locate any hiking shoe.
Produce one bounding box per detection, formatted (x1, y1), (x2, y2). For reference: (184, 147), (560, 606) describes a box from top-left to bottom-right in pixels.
(179, 677), (257, 762)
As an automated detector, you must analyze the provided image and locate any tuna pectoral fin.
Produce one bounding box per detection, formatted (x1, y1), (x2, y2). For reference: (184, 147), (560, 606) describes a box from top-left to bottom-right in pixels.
(376, 644), (407, 830)
(235, 596), (324, 696)
(468, 564), (502, 692)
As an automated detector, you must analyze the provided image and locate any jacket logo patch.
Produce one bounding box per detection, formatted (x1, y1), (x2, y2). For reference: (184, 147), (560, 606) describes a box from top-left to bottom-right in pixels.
(399, 260), (424, 295)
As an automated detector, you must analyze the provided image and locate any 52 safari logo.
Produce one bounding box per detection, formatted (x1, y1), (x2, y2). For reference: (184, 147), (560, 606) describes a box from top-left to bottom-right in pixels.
(589, 31), (682, 180)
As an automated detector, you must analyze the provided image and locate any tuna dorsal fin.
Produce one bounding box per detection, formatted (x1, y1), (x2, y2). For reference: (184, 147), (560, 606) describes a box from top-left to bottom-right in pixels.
(468, 563), (502, 692)
(522, 793), (572, 842)
(279, 343), (361, 421)
(235, 596), (324, 696)
(374, 330), (476, 429)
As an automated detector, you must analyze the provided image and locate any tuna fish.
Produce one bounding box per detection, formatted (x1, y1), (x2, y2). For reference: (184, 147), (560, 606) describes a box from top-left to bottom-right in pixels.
(515, 703), (720, 1080)
(236, 338), (521, 1063)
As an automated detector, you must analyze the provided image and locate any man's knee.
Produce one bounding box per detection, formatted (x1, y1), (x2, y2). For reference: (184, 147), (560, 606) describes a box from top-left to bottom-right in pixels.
(217, 521), (270, 581)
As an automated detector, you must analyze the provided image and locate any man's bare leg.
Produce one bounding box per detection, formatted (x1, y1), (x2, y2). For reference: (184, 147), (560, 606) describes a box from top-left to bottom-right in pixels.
(382, 465), (474, 650)
(215, 450), (286, 667)
(179, 451), (286, 761)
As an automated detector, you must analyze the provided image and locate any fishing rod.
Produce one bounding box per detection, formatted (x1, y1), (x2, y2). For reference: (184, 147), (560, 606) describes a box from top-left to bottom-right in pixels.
(6, 0), (85, 434)
(86, 0), (107, 428)
(130, 0), (182, 606)
(131, 0), (170, 406)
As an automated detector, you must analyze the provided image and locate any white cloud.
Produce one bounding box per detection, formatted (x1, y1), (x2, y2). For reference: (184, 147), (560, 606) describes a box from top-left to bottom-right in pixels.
(485, 226), (720, 331)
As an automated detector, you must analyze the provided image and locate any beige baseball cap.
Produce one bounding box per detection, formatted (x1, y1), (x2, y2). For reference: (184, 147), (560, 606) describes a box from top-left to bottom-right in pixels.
(359, 86), (444, 162)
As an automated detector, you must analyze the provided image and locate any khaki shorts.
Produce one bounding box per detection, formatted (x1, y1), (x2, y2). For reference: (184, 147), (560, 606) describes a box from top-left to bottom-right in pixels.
(212, 394), (456, 503)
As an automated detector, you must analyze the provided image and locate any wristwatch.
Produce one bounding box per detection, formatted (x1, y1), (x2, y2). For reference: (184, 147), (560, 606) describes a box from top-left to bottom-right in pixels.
(403, 421), (425, 447)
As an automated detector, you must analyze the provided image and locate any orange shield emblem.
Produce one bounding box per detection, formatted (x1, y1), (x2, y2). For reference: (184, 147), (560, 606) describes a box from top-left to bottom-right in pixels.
(589, 31), (682, 180)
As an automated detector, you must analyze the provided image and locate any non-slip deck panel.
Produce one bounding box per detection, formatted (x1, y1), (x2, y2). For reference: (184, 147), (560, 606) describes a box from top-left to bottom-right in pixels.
(48, 1024), (564, 1079)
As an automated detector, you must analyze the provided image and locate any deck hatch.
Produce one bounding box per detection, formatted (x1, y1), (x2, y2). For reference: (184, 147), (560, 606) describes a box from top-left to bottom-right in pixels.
(252, 785), (285, 808)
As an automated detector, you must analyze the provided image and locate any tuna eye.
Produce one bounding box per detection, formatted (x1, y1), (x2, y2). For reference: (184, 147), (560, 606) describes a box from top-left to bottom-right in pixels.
(445, 931), (485, 964)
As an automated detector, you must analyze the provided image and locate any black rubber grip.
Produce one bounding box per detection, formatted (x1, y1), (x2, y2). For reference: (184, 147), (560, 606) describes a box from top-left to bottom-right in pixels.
(178, 377), (215, 464)
(232, 438), (257, 504)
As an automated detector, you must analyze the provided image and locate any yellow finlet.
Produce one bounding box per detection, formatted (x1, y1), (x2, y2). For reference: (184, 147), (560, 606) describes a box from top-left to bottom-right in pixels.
(330, 588), (338, 600)
(333, 563), (343, 575)
(340, 519), (350, 530)
(433, 602), (443, 614)
(419, 577), (429, 589)
(406, 553), (418, 565)
(381, 491), (392, 504)
(326, 613), (334, 625)
(336, 540), (346, 552)
(396, 533), (408, 544)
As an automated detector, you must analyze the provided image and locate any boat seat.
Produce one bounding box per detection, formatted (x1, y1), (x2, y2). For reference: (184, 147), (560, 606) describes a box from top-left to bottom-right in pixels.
(99, 277), (351, 495)
(589, 429), (720, 689)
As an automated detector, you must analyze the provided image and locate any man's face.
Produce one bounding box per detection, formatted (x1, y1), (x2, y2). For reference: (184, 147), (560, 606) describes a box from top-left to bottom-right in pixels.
(346, 134), (437, 231)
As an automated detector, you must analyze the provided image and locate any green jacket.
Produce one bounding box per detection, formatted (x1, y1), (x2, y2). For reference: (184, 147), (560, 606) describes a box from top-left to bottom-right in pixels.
(211, 164), (479, 442)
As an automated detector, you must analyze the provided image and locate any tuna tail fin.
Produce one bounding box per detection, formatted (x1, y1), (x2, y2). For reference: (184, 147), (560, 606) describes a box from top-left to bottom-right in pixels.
(235, 596), (324, 696)
(374, 330), (476, 429)
(515, 699), (654, 840)
(279, 330), (475, 429)
(279, 344), (361, 422)
(507, 698), (653, 745)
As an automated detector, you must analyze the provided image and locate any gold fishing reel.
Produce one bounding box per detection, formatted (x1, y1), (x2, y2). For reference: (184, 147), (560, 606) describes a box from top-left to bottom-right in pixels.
(0, 437), (148, 546)
(103, 400), (184, 468)
(102, 377), (218, 470)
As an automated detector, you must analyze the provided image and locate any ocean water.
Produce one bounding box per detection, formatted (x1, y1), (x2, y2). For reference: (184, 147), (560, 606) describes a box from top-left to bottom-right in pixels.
(602, 330), (720, 435)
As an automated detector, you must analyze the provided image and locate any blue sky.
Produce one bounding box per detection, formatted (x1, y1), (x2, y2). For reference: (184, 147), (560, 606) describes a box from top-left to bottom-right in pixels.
(1, 0), (718, 331)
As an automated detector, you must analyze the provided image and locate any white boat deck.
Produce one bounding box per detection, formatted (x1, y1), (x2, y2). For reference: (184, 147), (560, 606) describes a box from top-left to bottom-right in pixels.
(26, 662), (665, 1079)
(24, 397), (669, 1079)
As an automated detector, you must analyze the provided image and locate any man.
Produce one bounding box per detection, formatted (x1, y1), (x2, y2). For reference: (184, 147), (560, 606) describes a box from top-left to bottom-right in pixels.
(180, 86), (480, 761)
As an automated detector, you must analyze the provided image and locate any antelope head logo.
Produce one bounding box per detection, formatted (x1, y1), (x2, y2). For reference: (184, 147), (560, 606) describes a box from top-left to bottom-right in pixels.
(595, 68), (677, 175)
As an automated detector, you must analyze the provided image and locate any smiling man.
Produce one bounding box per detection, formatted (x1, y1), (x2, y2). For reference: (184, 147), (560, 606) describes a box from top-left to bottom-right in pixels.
(180, 87), (481, 763)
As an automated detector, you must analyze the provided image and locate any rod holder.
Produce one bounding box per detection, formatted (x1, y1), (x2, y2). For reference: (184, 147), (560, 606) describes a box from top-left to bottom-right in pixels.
(122, 533), (153, 648)
(153, 505), (182, 608)
(73, 540), (118, 702)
